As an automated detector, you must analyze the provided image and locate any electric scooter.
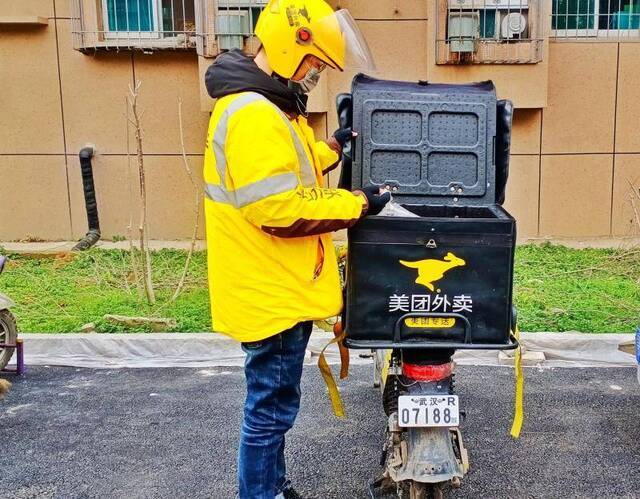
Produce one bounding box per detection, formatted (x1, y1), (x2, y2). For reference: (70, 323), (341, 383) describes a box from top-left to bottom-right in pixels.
(0, 256), (18, 371)
(370, 347), (468, 499)
(337, 77), (519, 498)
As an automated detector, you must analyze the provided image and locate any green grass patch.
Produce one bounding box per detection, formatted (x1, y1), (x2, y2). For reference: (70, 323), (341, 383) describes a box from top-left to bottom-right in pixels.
(0, 244), (638, 333)
(514, 244), (639, 333)
(0, 249), (211, 333)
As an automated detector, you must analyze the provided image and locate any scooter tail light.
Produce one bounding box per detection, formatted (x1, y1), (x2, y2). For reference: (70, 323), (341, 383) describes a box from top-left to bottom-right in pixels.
(402, 361), (453, 381)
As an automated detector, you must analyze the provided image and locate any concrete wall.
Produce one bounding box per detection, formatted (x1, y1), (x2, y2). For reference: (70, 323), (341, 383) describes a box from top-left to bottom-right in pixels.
(0, 0), (639, 242)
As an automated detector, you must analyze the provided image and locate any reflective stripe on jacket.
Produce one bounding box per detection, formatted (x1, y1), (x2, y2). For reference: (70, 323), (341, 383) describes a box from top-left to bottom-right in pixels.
(203, 91), (366, 342)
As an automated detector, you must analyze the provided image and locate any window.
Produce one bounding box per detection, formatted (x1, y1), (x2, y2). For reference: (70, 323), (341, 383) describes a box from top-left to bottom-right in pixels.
(103, 0), (158, 38)
(436, 0), (544, 64)
(72, 0), (197, 51)
(552, 0), (640, 38)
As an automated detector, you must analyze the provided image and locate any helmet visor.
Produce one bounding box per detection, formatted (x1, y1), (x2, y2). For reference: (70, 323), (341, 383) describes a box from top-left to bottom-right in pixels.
(311, 9), (377, 73)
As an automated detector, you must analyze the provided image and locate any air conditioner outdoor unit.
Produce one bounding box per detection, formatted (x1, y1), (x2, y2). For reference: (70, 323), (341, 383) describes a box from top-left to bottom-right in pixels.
(501, 11), (527, 38)
(448, 11), (480, 53)
(216, 10), (249, 51)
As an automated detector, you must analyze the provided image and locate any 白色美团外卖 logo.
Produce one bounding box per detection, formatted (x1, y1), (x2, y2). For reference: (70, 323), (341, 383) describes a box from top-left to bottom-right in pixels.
(400, 252), (466, 292)
(389, 252), (471, 314)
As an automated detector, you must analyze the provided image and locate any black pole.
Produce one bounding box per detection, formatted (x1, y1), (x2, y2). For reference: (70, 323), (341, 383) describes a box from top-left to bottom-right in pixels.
(72, 147), (101, 251)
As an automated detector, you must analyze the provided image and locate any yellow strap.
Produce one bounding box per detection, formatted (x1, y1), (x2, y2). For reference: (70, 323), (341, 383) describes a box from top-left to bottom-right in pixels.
(317, 330), (347, 418)
(510, 325), (524, 438)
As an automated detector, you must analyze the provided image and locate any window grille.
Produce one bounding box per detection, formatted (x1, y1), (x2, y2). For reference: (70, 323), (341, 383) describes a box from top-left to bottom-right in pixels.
(211, 0), (267, 55)
(436, 0), (544, 64)
(551, 0), (640, 39)
(71, 0), (198, 52)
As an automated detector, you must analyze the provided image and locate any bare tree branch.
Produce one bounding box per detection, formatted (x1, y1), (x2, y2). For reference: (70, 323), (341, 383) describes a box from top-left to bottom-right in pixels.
(128, 81), (155, 305)
(125, 96), (142, 297)
(171, 97), (201, 303)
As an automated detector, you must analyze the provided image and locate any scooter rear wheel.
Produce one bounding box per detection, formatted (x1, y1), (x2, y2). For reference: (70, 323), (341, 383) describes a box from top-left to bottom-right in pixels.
(0, 309), (17, 370)
(398, 481), (444, 499)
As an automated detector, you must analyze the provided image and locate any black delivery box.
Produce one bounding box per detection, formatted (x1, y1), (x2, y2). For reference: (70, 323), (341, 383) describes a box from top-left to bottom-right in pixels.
(341, 75), (517, 350)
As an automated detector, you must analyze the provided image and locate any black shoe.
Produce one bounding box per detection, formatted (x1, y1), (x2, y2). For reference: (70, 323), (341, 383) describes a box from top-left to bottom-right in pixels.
(279, 480), (303, 499)
(282, 487), (303, 499)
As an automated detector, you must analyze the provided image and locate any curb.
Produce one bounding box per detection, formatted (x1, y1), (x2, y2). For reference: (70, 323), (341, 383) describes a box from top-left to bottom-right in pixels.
(5, 331), (637, 369)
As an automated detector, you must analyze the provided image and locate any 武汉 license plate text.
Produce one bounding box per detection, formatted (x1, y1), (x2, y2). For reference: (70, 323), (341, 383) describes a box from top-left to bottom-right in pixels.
(397, 395), (460, 428)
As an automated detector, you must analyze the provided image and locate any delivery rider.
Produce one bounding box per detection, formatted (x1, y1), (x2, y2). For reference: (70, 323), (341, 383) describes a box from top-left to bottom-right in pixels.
(202, 1), (390, 497)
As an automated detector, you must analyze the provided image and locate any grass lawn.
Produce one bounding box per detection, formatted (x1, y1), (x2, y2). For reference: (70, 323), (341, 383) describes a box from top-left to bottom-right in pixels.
(0, 244), (638, 333)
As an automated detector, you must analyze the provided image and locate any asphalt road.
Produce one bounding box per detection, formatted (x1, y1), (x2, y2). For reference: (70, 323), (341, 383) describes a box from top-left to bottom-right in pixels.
(1, 364), (639, 499)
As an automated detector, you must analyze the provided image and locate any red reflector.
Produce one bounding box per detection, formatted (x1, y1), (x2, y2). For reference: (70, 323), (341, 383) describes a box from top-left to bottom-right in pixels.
(402, 362), (453, 381)
(297, 28), (312, 42)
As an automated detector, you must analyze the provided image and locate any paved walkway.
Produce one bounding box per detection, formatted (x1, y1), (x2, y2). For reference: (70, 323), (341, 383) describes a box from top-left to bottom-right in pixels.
(1, 364), (639, 498)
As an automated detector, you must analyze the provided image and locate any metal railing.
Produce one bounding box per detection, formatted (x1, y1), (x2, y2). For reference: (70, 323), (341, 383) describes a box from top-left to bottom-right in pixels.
(71, 0), (198, 52)
(551, 0), (640, 40)
(436, 0), (544, 64)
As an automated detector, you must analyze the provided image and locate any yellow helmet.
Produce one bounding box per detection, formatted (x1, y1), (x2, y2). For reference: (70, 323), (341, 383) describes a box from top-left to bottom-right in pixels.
(255, 0), (375, 79)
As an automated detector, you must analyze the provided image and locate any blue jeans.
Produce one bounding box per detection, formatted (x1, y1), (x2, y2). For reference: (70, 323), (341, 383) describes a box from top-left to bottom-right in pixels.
(238, 321), (312, 499)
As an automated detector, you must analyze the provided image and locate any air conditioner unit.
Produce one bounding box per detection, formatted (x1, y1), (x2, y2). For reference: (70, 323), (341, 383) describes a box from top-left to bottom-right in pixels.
(501, 11), (527, 38)
(448, 11), (480, 53)
(216, 10), (250, 51)
(448, 0), (528, 9)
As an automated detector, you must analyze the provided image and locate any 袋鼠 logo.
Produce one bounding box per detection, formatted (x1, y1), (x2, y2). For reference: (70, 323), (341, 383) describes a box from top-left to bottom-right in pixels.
(400, 252), (466, 292)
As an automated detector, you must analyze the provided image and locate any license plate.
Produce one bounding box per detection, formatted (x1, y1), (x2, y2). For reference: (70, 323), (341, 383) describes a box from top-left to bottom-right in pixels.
(397, 395), (460, 428)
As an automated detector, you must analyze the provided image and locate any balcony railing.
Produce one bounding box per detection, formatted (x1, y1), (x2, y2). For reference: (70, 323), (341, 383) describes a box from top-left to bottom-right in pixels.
(71, 0), (199, 52)
(436, 0), (545, 64)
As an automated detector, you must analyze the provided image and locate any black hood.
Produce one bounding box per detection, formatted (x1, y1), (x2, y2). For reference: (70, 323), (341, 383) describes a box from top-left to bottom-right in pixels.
(205, 49), (307, 116)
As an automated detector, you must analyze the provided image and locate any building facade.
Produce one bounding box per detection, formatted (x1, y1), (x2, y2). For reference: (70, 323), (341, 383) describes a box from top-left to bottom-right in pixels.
(1, 0), (639, 242)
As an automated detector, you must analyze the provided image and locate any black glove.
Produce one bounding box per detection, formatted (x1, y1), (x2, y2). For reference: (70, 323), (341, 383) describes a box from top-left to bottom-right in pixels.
(357, 185), (391, 216)
(332, 127), (355, 147)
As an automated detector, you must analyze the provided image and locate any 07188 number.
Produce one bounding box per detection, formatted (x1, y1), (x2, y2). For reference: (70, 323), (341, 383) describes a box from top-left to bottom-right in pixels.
(397, 395), (460, 428)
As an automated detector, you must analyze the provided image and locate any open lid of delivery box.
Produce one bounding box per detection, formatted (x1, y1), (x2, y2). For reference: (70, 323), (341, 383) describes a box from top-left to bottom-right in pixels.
(350, 74), (505, 207)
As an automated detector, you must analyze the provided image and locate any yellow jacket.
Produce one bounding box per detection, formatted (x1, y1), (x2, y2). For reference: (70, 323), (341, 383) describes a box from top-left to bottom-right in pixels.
(203, 91), (366, 342)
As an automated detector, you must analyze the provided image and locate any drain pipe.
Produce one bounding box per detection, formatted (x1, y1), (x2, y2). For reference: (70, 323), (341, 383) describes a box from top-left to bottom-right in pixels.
(72, 146), (101, 251)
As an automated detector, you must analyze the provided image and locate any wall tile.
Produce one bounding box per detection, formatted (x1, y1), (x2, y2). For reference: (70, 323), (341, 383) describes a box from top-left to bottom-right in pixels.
(53, 0), (70, 18)
(57, 19), (134, 155)
(144, 155), (205, 240)
(0, 156), (71, 240)
(69, 154), (205, 240)
(542, 43), (617, 154)
(504, 155), (540, 240)
(0, 0), (54, 18)
(133, 52), (209, 154)
(539, 154), (613, 237)
(611, 154), (640, 236)
(512, 109), (541, 155)
(429, 61), (550, 109)
(327, 0), (428, 19)
(0, 24), (63, 154)
(615, 44), (640, 153)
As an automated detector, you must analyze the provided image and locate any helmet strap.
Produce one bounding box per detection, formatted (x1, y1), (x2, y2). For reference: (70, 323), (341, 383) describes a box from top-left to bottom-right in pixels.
(294, 93), (309, 118)
(270, 72), (309, 117)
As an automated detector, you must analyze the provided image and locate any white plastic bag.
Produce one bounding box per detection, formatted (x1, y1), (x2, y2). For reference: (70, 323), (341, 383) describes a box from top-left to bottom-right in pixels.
(378, 196), (419, 218)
